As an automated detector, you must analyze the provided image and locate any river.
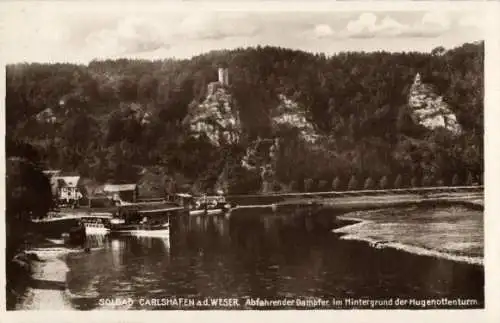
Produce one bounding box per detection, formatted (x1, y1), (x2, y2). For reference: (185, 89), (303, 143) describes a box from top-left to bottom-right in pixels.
(65, 205), (484, 310)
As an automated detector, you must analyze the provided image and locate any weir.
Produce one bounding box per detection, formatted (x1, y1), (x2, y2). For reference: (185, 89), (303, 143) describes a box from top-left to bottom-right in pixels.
(226, 186), (484, 209)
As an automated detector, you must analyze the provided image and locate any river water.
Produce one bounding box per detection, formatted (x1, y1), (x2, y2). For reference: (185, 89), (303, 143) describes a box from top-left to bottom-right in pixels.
(65, 206), (484, 310)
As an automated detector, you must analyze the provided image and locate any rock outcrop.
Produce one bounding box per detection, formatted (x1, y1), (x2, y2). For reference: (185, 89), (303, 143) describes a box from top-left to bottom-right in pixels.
(408, 73), (460, 134)
(240, 137), (280, 193)
(188, 85), (240, 147)
(273, 94), (319, 143)
(184, 80), (241, 193)
(127, 102), (151, 125)
(35, 108), (57, 124)
(241, 93), (319, 192)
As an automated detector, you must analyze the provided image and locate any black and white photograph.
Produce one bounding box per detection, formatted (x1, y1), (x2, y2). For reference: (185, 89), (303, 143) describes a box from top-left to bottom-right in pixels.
(1, 0), (497, 320)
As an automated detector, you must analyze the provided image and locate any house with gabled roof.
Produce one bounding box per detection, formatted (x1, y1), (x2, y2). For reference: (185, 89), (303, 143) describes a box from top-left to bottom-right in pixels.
(57, 175), (83, 202)
(43, 170), (83, 204)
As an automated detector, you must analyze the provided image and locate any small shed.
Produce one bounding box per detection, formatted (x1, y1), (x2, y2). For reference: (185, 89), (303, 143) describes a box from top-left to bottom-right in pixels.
(103, 184), (138, 203)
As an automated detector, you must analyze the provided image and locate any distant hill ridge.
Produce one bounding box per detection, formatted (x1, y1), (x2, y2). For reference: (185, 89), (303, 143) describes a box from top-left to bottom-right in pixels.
(6, 42), (484, 193)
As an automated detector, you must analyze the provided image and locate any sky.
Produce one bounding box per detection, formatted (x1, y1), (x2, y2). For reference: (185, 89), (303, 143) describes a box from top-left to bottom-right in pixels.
(0, 2), (486, 64)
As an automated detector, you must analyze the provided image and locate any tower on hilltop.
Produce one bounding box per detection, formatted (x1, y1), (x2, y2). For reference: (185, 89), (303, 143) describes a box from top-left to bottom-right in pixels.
(207, 66), (229, 95)
(413, 73), (421, 86)
(218, 67), (229, 86)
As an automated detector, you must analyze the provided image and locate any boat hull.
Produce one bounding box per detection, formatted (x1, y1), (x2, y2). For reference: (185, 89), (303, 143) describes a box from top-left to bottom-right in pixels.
(110, 229), (170, 237)
(84, 227), (110, 235)
(110, 223), (170, 237)
(189, 208), (227, 216)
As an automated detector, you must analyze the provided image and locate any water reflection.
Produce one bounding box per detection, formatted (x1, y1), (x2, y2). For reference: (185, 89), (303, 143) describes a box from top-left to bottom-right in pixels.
(134, 235), (171, 255)
(85, 234), (108, 249)
(111, 238), (125, 267)
(66, 208), (483, 310)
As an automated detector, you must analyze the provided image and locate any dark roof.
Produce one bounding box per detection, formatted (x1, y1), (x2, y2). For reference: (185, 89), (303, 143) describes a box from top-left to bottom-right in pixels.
(103, 184), (137, 192)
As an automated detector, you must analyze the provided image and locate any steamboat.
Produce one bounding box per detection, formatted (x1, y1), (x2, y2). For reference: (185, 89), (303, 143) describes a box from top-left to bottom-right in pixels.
(80, 215), (112, 234)
(108, 203), (182, 237)
(173, 193), (233, 216)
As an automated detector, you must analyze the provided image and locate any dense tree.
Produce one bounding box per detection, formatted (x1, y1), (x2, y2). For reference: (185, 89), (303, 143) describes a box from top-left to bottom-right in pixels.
(348, 175), (358, 191)
(394, 174), (403, 189)
(332, 177), (341, 191)
(318, 180), (328, 192)
(5, 141), (54, 264)
(466, 172), (475, 186)
(421, 175), (432, 187)
(6, 157), (52, 222)
(364, 177), (374, 190)
(304, 178), (314, 193)
(379, 176), (389, 190)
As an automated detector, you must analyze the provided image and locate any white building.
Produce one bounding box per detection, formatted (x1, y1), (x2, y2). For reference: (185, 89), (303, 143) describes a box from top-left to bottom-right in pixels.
(55, 176), (82, 202)
(43, 170), (83, 202)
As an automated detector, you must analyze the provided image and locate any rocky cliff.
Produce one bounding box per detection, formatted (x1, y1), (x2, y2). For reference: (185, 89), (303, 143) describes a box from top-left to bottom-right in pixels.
(408, 73), (460, 134)
(183, 82), (242, 192)
(240, 137), (279, 192)
(240, 93), (320, 192)
(273, 94), (319, 143)
(187, 83), (240, 147)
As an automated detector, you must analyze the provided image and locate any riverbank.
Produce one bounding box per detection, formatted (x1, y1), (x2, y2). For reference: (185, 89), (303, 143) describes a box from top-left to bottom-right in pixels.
(333, 205), (483, 266)
(13, 239), (76, 310)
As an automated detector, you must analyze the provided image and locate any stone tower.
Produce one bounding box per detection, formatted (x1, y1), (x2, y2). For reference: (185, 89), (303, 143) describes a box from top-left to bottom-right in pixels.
(218, 67), (229, 86)
(414, 72), (421, 86)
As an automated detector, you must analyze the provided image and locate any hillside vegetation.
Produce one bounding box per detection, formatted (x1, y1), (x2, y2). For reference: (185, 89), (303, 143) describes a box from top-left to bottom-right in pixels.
(6, 42), (483, 195)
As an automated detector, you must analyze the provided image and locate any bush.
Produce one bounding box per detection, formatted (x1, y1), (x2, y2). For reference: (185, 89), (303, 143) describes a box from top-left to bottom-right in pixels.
(394, 174), (403, 188)
(272, 181), (282, 192)
(347, 175), (358, 190)
(332, 177), (341, 191)
(304, 178), (314, 192)
(364, 177), (374, 190)
(466, 172), (474, 186)
(261, 181), (271, 193)
(228, 167), (261, 194)
(318, 180), (328, 191)
(379, 176), (388, 190)
(421, 176), (432, 187)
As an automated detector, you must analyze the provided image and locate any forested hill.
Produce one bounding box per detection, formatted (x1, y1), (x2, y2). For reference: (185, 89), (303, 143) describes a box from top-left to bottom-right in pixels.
(6, 41), (483, 195)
